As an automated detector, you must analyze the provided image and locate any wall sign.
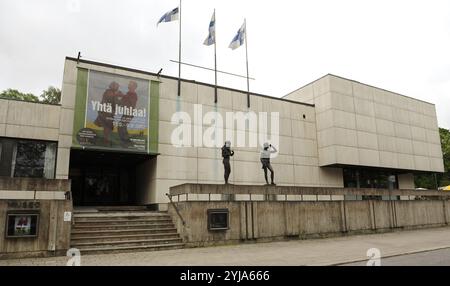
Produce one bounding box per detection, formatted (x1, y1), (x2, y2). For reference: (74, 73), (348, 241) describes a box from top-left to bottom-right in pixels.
(5, 212), (39, 238)
(64, 211), (72, 222)
(207, 209), (229, 231)
(7, 201), (40, 210)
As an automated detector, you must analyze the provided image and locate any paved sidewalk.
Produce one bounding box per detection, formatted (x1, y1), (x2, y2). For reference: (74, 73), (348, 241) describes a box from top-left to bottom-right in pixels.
(1, 226), (450, 266)
(341, 248), (450, 266)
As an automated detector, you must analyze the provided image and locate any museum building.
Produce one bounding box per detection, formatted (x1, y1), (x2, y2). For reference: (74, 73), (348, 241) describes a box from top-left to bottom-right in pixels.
(0, 56), (445, 208)
(0, 56), (446, 257)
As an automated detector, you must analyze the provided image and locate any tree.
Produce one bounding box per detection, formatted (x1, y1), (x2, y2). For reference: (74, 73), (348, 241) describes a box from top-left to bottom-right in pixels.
(0, 89), (39, 102)
(40, 86), (61, 104)
(414, 127), (450, 189)
(0, 86), (61, 104)
(437, 127), (450, 186)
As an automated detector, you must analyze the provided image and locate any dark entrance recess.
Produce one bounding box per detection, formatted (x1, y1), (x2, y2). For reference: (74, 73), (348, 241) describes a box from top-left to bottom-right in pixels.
(69, 149), (153, 206)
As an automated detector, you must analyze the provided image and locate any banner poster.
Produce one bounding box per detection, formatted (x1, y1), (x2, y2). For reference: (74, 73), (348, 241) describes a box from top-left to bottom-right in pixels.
(75, 70), (150, 153)
(14, 216), (31, 235)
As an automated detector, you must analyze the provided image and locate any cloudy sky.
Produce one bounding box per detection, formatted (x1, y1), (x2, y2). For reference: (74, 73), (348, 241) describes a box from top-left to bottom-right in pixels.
(1, 0), (450, 128)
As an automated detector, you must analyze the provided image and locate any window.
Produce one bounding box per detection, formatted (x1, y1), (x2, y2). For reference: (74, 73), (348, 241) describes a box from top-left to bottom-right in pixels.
(343, 168), (400, 200)
(0, 138), (57, 179)
(207, 209), (229, 231)
(343, 168), (399, 189)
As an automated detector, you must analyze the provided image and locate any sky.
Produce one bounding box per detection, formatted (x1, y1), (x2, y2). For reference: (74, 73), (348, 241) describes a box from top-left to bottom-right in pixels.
(1, 0), (450, 128)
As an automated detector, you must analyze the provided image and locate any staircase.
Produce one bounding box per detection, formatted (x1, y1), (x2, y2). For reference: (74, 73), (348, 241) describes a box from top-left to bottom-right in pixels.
(71, 207), (184, 255)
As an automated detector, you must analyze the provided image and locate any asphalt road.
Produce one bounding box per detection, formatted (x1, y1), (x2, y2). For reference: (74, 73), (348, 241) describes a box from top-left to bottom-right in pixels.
(340, 247), (450, 266)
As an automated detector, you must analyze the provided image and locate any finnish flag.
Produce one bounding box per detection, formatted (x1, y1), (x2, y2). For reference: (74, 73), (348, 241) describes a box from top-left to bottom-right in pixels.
(157, 7), (179, 25)
(229, 22), (245, 50)
(203, 11), (216, 46)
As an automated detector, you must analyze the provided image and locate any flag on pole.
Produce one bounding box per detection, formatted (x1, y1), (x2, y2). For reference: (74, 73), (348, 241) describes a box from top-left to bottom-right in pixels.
(157, 3), (182, 96)
(157, 7), (179, 25)
(203, 10), (218, 103)
(203, 11), (216, 46)
(229, 19), (250, 107)
(228, 22), (246, 50)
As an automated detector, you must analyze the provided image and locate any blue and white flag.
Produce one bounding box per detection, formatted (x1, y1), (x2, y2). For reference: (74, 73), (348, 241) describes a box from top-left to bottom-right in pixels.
(203, 11), (216, 46)
(229, 22), (245, 50)
(157, 7), (179, 26)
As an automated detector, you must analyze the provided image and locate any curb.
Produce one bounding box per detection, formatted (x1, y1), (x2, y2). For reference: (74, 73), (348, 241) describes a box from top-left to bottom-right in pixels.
(325, 245), (450, 266)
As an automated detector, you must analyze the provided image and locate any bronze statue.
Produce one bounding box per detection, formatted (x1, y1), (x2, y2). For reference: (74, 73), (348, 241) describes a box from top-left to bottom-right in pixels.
(260, 142), (277, 185)
(221, 140), (234, 184)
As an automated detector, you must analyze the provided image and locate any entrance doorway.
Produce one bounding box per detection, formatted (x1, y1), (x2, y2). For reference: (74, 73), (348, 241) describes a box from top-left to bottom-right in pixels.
(69, 149), (153, 206)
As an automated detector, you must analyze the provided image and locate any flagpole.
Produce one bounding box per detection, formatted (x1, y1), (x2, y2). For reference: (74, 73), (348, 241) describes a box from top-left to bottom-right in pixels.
(244, 18), (250, 108)
(214, 9), (218, 103)
(178, 0), (182, 97)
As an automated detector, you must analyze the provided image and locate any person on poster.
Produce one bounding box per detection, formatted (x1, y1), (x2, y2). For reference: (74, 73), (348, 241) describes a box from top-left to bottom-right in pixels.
(15, 216), (30, 235)
(118, 80), (138, 147)
(94, 81), (122, 146)
(221, 140), (234, 184)
(260, 142), (277, 185)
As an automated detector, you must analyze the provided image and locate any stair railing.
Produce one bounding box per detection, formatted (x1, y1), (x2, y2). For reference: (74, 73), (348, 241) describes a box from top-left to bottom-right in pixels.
(165, 193), (186, 226)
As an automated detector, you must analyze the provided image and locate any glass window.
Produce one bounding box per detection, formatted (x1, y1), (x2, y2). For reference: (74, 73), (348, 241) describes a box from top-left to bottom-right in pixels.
(0, 138), (57, 179)
(343, 169), (358, 188)
(0, 139), (14, 177)
(343, 168), (399, 189)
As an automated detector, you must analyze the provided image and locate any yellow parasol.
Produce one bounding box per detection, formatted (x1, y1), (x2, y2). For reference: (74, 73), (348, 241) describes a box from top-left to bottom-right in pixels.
(441, 185), (450, 191)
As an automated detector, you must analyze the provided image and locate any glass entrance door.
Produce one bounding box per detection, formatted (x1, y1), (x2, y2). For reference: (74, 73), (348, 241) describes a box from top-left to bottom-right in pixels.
(69, 149), (150, 206)
(83, 167), (118, 205)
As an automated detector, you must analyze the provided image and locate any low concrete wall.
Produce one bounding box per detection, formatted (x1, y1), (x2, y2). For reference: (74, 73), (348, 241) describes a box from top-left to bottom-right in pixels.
(0, 178), (72, 259)
(0, 177), (70, 192)
(168, 199), (450, 247)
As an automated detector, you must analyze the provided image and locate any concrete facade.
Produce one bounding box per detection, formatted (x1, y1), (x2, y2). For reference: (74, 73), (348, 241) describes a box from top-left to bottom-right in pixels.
(0, 98), (69, 179)
(61, 58), (343, 205)
(170, 199), (450, 247)
(168, 184), (450, 247)
(0, 58), (444, 206)
(284, 74), (444, 172)
(0, 178), (72, 259)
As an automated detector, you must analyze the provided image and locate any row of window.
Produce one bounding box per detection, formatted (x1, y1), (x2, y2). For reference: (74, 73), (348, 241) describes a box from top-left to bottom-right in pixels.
(0, 138), (57, 179)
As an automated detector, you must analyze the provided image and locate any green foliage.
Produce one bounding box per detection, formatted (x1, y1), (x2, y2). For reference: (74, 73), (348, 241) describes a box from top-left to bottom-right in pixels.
(0, 86), (61, 104)
(414, 173), (437, 189)
(414, 127), (450, 189)
(40, 86), (61, 104)
(0, 89), (39, 102)
(439, 127), (450, 172)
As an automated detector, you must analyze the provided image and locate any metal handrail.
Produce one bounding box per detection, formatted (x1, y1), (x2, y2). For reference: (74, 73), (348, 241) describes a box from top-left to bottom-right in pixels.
(165, 193), (186, 226)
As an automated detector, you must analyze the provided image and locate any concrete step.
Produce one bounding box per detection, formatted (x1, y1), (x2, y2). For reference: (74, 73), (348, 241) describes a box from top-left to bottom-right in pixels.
(76, 243), (185, 255)
(73, 218), (172, 225)
(70, 209), (183, 254)
(71, 233), (181, 242)
(94, 206), (151, 212)
(73, 206), (152, 213)
(72, 220), (173, 229)
(72, 222), (175, 230)
(73, 212), (169, 218)
(71, 228), (178, 237)
(71, 237), (183, 248)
